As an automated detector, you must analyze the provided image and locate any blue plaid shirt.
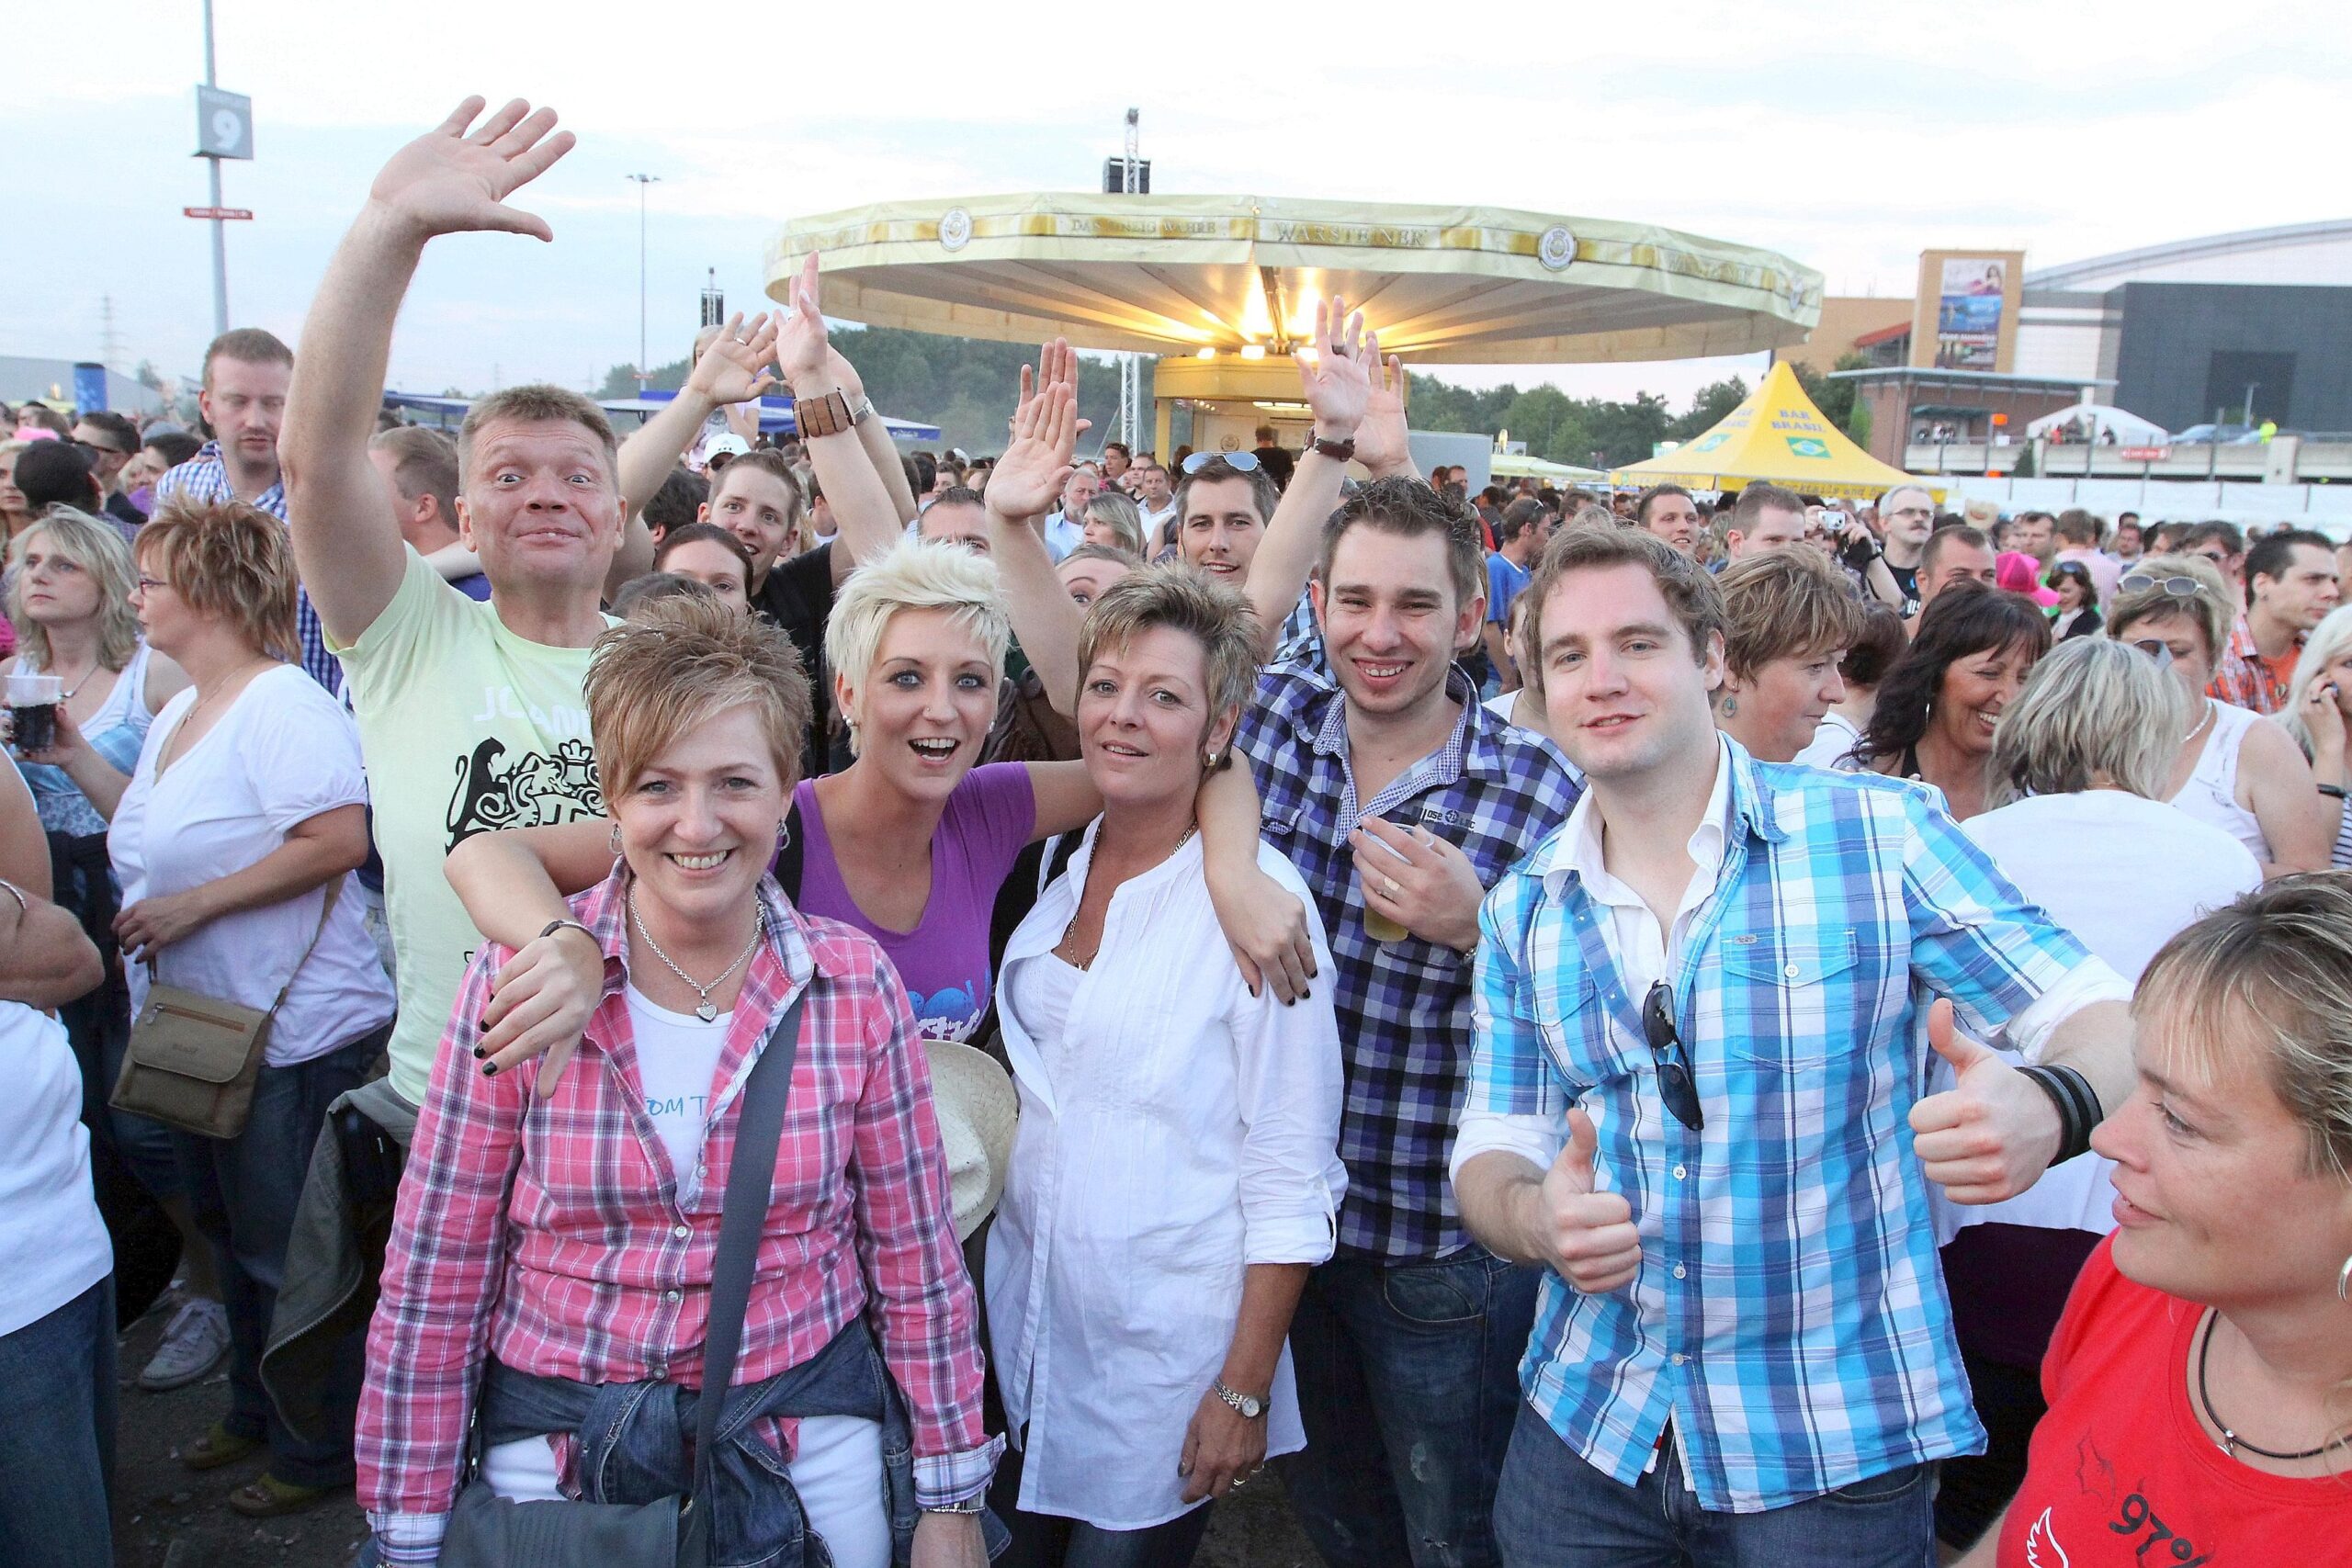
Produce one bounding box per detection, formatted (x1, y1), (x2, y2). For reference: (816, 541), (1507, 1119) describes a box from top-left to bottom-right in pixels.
(1235, 649), (1578, 1260)
(1466, 743), (2110, 1511)
(155, 444), (340, 695)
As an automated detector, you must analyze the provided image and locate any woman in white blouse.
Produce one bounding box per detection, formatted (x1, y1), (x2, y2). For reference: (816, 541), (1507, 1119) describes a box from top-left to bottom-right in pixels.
(987, 564), (1346, 1565)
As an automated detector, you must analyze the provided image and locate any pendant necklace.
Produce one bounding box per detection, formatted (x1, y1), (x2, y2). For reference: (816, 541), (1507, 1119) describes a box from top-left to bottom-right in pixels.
(630, 894), (764, 1021)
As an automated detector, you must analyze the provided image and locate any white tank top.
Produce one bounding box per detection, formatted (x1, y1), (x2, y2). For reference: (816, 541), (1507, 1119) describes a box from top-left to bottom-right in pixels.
(2171, 700), (2269, 865)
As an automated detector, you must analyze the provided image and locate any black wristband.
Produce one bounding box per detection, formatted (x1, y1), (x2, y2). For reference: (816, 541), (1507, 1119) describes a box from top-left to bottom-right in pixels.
(2319, 783), (2347, 800)
(2019, 1063), (2100, 1166)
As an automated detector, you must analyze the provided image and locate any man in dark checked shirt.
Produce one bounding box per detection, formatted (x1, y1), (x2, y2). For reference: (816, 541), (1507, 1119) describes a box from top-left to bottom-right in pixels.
(1232, 300), (1579, 1568)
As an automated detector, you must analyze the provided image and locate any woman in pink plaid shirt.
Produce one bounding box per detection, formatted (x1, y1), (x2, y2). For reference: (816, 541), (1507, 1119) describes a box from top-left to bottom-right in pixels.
(357, 597), (995, 1568)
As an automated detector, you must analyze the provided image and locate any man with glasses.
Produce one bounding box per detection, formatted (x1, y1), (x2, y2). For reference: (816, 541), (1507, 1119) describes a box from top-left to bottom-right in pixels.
(1453, 525), (2134, 1565)
(70, 411), (143, 531)
(1873, 482), (1937, 615)
(2179, 519), (2245, 590)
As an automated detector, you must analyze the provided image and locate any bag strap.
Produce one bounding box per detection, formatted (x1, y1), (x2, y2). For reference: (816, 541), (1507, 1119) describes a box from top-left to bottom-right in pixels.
(691, 982), (807, 1501)
(141, 873), (344, 1019)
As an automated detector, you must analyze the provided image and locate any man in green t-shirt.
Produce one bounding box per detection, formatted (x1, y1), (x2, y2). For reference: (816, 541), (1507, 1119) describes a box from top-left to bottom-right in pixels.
(280, 97), (789, 1105)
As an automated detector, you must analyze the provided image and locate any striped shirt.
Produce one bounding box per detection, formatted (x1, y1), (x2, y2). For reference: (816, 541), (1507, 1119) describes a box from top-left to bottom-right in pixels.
(1234, 650), (1578, 1259)
(358, 865), (995, 1558)
(153, 443), (339, 694)
(1464, 742), (2127, 1510)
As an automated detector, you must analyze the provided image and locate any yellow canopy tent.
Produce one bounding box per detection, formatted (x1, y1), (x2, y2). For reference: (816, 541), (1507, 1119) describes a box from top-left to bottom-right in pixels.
(1610, 362), (1944, 503)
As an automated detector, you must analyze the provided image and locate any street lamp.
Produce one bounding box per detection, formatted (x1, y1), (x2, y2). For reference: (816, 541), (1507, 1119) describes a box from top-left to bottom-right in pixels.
(625, 173), (662, 393)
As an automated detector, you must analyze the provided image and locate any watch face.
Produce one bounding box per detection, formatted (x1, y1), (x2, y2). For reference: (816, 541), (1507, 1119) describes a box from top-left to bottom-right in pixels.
(1243, 1395), (1264, 1417)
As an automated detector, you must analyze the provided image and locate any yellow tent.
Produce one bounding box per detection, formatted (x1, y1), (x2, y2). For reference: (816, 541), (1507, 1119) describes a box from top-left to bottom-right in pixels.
(1609, 362), (1943, 503)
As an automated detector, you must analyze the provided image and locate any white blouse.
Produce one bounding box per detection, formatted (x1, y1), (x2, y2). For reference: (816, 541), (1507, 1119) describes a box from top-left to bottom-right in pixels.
(987, 829), (1346, 1531)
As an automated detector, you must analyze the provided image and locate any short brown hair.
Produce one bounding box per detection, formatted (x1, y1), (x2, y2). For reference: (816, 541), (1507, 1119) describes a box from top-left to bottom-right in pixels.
(711, 447), (804, 518)
(1730, 482), (1804, 530)
(458, 384), (618, 480)
(201, 327), (292, 388)
(584, 592), (812, 799)
(1634, 483), (1694, 525)
(1521, 524), (1725, 697)
(1076, 561), (1261, 725)
(1715, 547), (1869, 681)
(368, 425), (460, 527)
(1317, 477), (1485, 612)
(652, 522), (755, 589)
(136, 500), (300, 663)
(1172, 456), (1278, 527)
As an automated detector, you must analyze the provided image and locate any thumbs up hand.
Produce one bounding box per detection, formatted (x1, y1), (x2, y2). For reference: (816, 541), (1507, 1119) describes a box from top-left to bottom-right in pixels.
(1537, 1109), (1644, 1293)
(1907, 998), (2063, 1204)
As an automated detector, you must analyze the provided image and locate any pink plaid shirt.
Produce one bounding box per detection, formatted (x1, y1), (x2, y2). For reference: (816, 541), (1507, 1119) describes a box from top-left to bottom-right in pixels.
(358, 866), (996, 1555)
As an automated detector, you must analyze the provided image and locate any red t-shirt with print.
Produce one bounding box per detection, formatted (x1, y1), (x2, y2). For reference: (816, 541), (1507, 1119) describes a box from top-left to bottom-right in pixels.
(1999, 1236), (2352, 1566)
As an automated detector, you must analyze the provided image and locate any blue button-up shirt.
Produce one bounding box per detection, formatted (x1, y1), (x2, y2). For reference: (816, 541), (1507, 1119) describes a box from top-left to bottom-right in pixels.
(1235, 649), (1578, 1260)
(1464, 741), (2118, 1511)
(154, 443), (340, 695)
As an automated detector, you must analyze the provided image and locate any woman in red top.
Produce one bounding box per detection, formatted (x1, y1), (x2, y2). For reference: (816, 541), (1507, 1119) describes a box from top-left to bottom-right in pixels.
(1961, 875), (2352, 1567)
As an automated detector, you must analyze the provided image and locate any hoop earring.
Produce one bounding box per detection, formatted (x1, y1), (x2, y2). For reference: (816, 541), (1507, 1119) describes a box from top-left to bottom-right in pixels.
(1720, 695), (1738, 717)
(609, 822), (623, 856)
(776, 818), (793, 854)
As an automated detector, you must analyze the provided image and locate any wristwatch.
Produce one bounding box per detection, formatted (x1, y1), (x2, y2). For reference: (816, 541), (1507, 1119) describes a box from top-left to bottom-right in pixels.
(1213, 1381), (1267, 1420)
(1305, 433), (1357, 463)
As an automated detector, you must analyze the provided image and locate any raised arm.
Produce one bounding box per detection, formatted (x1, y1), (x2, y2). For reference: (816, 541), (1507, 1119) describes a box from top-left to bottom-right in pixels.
(1242, 300), (1372, 660)
(769, 254), (904, 582)
(984, 348), (1091, 714)
(282, 96), (575, 646)
(606, 312), (782, 595)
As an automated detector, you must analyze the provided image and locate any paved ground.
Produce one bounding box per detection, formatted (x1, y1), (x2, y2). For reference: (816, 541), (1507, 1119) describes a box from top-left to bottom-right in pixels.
(111, 1301), (1327, 1567)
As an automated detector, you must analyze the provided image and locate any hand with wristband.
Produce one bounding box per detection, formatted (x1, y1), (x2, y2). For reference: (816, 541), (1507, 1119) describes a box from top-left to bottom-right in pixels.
(1909, 998), (2103, 1204)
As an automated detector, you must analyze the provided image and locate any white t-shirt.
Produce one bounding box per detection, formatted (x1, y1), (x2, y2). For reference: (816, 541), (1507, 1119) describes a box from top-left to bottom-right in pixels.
(1939, 790), (2260, 1239)
(626, 986), (731, 1201)
(0, 998), (111, 1337)
(110, 663), (396, 1066)
(1793, 711), (1863, 770)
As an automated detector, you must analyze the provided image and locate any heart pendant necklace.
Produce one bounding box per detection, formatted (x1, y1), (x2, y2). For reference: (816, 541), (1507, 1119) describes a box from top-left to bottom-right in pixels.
(629, 894), (763, 1021)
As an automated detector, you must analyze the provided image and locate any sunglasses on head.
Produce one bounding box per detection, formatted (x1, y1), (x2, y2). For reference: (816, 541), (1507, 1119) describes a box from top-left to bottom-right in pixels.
(2120, 573), (2204, 599)
(1641, 982), (1704, 1133)
(1181, 450), (1261, 476)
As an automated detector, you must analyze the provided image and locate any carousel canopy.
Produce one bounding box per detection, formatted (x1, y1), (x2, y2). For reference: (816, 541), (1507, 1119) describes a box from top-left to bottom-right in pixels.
(768, 194), (1821, 366)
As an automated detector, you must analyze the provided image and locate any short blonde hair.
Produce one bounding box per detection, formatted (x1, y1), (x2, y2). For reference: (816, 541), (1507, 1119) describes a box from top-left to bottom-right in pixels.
(1986, 637), (2189, 807)
(458, 384), (618, 481)
(136, 500), (300, 663)
(2108, 553), (2232, 660)
(7, 507), (141, 670)
(1714, 547), (1868, 682)
(2135, 873), (2352, 1183)
(584, 592), (812, 799)
(823, 540), (1010, 747)
(2279, 602), (2352, 760)
(1075, 561), (1261, 722)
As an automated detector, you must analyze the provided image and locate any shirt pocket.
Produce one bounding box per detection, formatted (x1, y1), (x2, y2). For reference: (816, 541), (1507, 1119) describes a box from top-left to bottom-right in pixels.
(1717, 930), (1860, 1075)
(1533, 972), (1638, 1090)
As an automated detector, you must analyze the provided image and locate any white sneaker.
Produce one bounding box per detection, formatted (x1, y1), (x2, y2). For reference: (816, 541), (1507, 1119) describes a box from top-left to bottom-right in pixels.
(140, 1298), (231, 1391)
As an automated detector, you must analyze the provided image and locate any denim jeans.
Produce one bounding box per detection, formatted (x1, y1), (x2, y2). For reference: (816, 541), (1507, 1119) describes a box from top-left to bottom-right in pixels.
(174, 1024), (387, 1488)
(990, 1425), (1215, 1568)
(1279, 1250), (1538, 1568)
(0, 1275), (116, 1568)
(1491, 1402), (1935, 1568)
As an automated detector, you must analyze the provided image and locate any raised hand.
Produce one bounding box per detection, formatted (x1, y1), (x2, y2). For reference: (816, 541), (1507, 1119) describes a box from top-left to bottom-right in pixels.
(1909, 998), (2059, 1203)
(776, 252), (834, 394)
(989, 375), (1080, 523)
(1352, 333), (1414, 479)
(1294, 296), (1371, 440)
(368, 96), (576, 243)
(684, 311), (782, 407)
(1538, 1108), (1641, 1292)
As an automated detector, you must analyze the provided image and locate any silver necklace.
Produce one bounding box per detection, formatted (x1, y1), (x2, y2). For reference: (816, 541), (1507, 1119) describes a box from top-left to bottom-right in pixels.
(629, 894), (764, 1021)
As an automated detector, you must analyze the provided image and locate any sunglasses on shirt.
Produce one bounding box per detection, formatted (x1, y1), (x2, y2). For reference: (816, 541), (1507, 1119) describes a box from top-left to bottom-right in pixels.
(1181, 450), (1261, 476)
(1641, 981), (1704, 1133)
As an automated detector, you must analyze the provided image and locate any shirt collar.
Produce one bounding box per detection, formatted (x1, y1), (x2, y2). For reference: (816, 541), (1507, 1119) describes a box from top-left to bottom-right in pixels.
(575, 858), (817, 1003)
(1541, 732), (1780, 892)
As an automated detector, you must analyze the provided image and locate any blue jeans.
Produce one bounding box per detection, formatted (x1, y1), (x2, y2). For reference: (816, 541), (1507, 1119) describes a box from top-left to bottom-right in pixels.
(174, 1024), (387, 1488)
(1492, 1402), (1935, 1568)
(1279, 1250), (1537, 1568)
(990, 1425), (1214, 1568)
(0, 1275), (116, 1567)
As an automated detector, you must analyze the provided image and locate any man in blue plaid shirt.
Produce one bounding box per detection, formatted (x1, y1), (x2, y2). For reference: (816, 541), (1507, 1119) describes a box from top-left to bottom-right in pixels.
(153, 328), (345, 694)
(1234, 302), (1579, 1568)
(1453, 525), (2135, 1564)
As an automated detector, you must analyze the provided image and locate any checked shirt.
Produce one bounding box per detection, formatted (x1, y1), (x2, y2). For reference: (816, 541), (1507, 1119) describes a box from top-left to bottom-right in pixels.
(1235, 649), (1578, 1260)
(155, 444), (341, 694)
(358, 866), (994, 1558)
(1468, 747), (2118, 1511)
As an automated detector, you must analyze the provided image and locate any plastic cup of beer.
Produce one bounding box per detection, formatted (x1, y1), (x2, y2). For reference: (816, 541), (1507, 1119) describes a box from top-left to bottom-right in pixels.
(1358, 819), (1412, 944)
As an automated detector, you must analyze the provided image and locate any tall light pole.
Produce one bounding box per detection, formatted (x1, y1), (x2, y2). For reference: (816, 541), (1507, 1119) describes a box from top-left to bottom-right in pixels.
(625, 173), (662, 393)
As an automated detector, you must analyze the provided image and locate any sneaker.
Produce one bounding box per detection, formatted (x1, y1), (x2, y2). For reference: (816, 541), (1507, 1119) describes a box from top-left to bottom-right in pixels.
(140, 1298), (231, 1391)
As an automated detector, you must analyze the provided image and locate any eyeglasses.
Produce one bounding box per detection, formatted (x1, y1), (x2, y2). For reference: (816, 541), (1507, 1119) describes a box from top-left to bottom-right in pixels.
(1181, 450), (1261, 476)
(2120, 573), (2204, 599)
(1641, 981), (1704, 1132)
(71, 438), (129, 458)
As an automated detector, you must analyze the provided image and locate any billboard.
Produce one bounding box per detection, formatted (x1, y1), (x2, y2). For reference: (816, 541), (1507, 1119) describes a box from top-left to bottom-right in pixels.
(1909, 249), (2022, 373)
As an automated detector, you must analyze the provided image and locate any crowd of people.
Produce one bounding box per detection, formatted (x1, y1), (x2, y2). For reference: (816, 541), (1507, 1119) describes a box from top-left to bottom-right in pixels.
(2, 95), (2348, 1568)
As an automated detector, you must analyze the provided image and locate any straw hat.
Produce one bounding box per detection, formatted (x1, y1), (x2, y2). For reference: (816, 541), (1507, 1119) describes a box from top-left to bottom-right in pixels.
(924, 1040), (1018, 1242)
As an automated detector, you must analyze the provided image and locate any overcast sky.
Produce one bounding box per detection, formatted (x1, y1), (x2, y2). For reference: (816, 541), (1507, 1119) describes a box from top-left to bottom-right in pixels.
(12, 1), (2346, 414)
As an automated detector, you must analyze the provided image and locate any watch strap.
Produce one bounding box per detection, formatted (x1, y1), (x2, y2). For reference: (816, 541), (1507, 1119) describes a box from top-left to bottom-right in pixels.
(1214, 1380), (1266, 1418)
(1306, 434), (1357, 463)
